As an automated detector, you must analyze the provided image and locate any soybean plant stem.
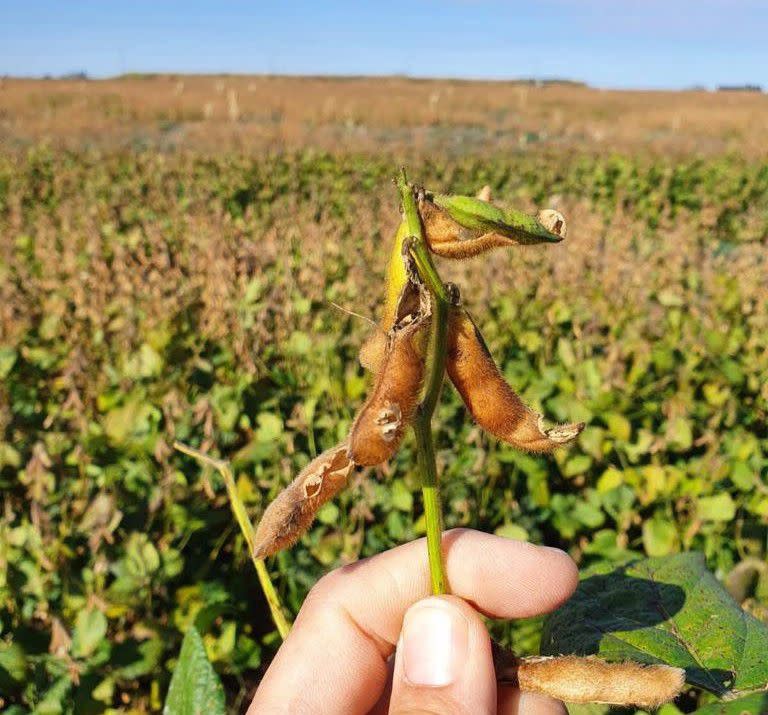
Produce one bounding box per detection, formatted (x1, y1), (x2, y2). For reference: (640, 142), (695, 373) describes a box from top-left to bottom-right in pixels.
(413, 416), (449, 594)
(173, 441), (292, 639)
(396, 168), (450, 596)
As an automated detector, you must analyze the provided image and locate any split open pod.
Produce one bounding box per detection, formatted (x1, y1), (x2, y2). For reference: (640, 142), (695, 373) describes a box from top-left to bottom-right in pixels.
(348, 247), (431, 465)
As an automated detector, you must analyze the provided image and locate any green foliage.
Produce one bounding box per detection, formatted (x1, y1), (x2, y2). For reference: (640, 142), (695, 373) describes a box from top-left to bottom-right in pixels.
(542, 553), (768, 699)
(0, 147), (766, 712)
(691, 693), (768, 715)
(164, 628), (225, 715)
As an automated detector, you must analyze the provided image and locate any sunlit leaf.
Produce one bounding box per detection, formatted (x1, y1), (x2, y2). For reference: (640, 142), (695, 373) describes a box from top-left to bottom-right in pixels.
(542, 553), (768, 698)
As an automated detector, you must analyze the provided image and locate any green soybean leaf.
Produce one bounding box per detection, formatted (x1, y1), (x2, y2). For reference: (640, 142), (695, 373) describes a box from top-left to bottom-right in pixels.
(666, 416), (693, 451)
(71, 608), (108, 659)
(35, 676), (73, 715)
(692, 693), (768, 714)
(642, 517), (679, 557)
(698, 493), (737, 522)
(0, 642), (27, 691)
(113, 638), (164, 680)
(164, 627), (225, 715)
(541, 553), (768, 699)
(495, 523), (529, 541)
(0, 346), (17, 378)
(605, 412), (632, 441)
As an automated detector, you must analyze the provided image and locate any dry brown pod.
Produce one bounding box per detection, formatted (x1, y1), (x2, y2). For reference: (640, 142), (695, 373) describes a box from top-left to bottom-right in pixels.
(349, 320), (428, 464)
(252, 443), (354, 559)
(447, 308), (584, 452)
(517, 656), (685, 707)
(349, 257), (431, 466)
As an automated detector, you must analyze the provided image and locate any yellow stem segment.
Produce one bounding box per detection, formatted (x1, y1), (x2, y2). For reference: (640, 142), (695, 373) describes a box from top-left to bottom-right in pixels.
(173, 441), (292, 639)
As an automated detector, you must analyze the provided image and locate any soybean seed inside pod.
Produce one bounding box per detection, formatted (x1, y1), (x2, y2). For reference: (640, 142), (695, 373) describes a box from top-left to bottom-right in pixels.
(348, 266), (431, 466)
(252, 443), (354, 560)
(446, 308), (584, 452)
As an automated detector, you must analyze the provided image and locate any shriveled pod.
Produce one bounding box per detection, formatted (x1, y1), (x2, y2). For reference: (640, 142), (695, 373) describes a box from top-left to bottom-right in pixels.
(493, 649), (684, 708)
(418, 191), (566, 259)
(252, 443), (354, 559)
(349, 262), (431, 466)
(517, 657), (684, 708)
(447, 308), (584, 452)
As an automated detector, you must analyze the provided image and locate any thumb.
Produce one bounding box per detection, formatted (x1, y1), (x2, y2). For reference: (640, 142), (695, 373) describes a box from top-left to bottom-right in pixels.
(388, 596), (496, 715)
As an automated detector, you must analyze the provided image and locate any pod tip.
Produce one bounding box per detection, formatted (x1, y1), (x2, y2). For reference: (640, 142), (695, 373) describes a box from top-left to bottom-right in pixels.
(537, 209), (567, 241)
(546, 421), (585, 444)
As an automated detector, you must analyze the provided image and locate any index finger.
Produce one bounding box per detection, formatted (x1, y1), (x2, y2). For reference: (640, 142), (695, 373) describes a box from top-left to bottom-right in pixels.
(248, 528), (578, 715)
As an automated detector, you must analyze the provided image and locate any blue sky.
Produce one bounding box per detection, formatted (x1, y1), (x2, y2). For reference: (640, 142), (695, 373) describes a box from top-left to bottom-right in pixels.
(2, 1), (766, 89)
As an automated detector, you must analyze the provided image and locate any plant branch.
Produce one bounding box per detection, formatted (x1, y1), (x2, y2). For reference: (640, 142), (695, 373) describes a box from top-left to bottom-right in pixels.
(397, 168), (450, 595)
(173, 441), (292, 639)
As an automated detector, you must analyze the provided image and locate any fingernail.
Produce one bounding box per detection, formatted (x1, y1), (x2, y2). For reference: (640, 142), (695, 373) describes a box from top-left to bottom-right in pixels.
(401, 598), (468, 687)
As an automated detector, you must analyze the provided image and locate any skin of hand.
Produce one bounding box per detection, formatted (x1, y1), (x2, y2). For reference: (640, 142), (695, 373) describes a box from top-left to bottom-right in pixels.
(248, 528), (578, 715)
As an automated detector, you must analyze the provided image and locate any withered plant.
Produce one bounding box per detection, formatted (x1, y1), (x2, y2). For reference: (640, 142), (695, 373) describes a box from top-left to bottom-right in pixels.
(176, 170), (684, 708)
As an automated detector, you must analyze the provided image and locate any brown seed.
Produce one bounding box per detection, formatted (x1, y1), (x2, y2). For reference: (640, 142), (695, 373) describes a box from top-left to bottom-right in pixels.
(447, 308), (584, 452)
(418, 196), (472, 249)
(516, 656), (684, 707)
(252, 444), (354, 559)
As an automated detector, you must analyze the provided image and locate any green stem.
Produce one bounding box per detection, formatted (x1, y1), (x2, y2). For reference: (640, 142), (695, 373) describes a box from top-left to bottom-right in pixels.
(173, 441), (292, 639)
(413, 416), (449, 594)
(397, 168), (451, 596)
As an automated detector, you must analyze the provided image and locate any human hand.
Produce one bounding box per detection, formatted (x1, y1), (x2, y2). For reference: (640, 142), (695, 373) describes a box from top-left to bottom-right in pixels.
(248, 528), (578, 714)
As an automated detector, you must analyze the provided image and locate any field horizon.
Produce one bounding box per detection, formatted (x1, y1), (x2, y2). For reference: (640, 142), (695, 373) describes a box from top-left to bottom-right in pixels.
(2, 74), (768, 157)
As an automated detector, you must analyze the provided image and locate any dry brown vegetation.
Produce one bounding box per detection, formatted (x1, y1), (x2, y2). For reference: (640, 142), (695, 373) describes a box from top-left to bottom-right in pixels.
(2, 74), (767, 156)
